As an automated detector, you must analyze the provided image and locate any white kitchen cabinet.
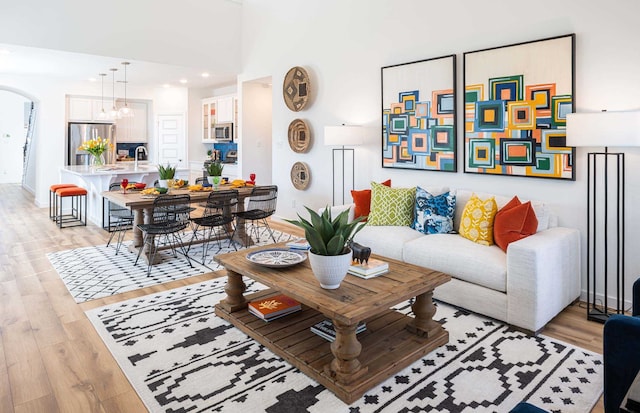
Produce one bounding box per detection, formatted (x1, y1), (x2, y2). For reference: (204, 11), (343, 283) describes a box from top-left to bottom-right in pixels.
(217, 96), (234, 123)
(116, 101), (148, 142)
(202, 94), (237, 143)
(202, 98), (216, 142)
(68, 96), (112, 123)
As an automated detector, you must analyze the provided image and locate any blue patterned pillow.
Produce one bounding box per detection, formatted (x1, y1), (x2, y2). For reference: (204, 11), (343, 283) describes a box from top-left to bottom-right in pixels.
(412, 187), (456, 234)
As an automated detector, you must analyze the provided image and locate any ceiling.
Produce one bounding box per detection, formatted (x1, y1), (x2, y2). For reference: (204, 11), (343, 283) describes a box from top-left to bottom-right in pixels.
(0, 43), (237, 89)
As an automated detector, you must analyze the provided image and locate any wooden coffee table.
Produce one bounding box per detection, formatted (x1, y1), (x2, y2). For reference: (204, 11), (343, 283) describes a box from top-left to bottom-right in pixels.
(214, 243), (451, 404)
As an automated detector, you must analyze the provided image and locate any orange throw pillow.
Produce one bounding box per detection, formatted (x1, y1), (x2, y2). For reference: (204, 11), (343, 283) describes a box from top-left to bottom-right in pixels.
(493, 196), (538, 252)
(351, 179), (391, 220)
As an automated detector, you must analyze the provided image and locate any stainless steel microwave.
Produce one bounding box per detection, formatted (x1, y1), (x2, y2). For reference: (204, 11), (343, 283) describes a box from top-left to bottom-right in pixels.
(215, 123), (233, 141)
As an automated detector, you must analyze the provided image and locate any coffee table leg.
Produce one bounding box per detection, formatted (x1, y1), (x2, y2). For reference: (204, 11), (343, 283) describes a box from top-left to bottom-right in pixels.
(325, 321), (368, 385)
(406, 290), (442, 338)
(219, 269), (248, 312)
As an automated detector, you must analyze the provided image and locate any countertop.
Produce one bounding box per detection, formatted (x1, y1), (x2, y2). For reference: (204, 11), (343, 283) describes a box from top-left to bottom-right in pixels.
(61, 164), (188, 176)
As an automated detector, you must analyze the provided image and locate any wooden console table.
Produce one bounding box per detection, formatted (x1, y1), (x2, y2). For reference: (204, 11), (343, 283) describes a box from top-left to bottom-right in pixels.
(214, 244), (451, 404)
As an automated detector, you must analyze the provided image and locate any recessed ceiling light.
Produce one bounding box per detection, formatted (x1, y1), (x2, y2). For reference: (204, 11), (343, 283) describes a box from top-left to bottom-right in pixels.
(89, 77), (97, 82)
(0, 49), (10, 55)
(201, 72), (210, 78)
(163, 84), (171, 88)
(179, 79), (188, 84)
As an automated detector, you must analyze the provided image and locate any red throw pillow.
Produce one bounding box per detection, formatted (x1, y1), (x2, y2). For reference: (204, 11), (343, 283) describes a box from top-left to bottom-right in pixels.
(493, 196), (538, 252)
(351, 179), (391, 220)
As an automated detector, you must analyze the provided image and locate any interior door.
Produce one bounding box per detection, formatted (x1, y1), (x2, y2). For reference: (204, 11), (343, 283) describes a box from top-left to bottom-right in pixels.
(157, 114), (186, 168)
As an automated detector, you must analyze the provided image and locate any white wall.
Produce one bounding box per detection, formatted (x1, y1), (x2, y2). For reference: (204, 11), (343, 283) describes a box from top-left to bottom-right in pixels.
(241, 0), (640, 305)
(0, 91), (29, 183)
(240, 81), (272, 184)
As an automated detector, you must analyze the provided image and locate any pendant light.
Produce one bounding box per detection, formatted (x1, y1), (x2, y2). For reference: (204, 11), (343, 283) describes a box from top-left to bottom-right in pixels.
(108, 68), (120, 119)
(118, 61), (133, 117)
(96, 73), (108, 120)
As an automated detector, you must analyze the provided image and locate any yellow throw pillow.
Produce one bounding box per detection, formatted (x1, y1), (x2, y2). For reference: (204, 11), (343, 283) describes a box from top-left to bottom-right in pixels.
(459, 194), (498, 245)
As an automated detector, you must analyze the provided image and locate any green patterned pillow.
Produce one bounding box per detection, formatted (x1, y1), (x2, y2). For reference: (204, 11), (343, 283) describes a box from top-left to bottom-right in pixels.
(367, 182), (416, 226)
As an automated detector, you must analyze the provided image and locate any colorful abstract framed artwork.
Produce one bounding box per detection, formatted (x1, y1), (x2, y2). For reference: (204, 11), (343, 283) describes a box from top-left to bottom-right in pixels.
(463, 34), (575, 180)
(381, 55), (457, 172)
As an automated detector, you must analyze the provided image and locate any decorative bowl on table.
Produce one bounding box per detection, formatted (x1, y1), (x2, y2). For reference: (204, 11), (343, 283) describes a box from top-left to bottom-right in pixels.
(154, 187), (169, 194)
(134, 183), (146, 189)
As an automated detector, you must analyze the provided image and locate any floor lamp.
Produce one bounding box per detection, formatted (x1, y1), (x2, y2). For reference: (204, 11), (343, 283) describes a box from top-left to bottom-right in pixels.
(324, 125), (364, 206)
(566, 110), (640, 323)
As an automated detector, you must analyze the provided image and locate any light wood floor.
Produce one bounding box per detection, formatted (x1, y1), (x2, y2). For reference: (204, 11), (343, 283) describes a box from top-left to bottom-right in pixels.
(0, 184), (604, 412)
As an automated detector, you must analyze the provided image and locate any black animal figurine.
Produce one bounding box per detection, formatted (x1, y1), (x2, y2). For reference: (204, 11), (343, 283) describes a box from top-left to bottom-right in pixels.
(349, 241), (371, 264)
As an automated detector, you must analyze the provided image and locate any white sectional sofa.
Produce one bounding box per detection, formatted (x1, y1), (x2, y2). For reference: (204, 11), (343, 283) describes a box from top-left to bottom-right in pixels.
(332, 188), (581, 334)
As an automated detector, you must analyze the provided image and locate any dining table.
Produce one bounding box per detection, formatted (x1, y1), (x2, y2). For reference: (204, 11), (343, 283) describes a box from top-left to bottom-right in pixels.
(101, 185), (256, 263)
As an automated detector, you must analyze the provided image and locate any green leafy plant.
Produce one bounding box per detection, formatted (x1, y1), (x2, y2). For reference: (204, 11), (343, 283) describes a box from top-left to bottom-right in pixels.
(206, 160), (224, 176)
(157, 163), (176, 179)
(285, 206), (366, 256)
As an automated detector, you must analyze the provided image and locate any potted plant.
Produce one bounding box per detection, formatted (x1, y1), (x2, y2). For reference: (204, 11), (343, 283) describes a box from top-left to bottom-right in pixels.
(285, 206), (366, 289)
(206, 160), (224, 188)
(157, 164), (176, 188)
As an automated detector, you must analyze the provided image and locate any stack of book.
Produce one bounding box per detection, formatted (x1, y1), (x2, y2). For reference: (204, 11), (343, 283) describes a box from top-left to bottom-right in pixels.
(348, 258), (389, 279)
(310, 319), (366, 342)
(248, 294), (301, 322)
(285, 238), (311, 250)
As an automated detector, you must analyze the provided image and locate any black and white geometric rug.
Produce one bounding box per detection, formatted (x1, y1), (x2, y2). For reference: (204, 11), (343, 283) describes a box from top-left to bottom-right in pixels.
(47, 229), (294, 302)
(85, 278), (603, 413)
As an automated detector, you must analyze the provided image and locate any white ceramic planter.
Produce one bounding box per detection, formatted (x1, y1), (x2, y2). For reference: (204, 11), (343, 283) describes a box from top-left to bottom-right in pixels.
(308, 248), (352, 289)
(157, 179), (169, 188)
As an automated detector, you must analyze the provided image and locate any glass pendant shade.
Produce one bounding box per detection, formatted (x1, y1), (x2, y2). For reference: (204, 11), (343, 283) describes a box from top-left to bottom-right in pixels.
(118, 62), (133, 118)
(109, 68), (121, 120)
(96, 73), (108, 120)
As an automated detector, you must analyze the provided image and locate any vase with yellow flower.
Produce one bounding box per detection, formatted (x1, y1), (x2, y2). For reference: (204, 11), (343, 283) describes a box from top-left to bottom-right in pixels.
(78, 136), (112, 166)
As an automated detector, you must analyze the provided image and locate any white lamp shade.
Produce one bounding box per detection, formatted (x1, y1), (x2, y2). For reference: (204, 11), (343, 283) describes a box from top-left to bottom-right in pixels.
(566, 110), (640, 147)
(324, 125), (364, 146)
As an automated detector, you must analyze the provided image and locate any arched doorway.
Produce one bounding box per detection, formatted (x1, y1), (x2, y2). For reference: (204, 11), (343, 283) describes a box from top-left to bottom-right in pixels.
(0, 87), (37, 188)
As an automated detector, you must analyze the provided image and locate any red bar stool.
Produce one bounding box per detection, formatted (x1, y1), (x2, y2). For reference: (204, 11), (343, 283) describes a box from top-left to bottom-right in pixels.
(49, 184), (77, 220)
(54, 186), (87, 228)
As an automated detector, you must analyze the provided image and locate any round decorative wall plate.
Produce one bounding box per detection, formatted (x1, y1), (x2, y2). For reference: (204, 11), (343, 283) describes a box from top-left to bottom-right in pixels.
(283, 66), (310, 112)
(290, 162), (310, 190)
(287, 119), (311, 153)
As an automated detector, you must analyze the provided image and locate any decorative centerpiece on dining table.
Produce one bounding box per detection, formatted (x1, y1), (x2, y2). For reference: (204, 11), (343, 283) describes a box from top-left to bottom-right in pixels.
(78, 136), (113, 166)
(206, 160), (224, 189)
(157, 164), (176, 188)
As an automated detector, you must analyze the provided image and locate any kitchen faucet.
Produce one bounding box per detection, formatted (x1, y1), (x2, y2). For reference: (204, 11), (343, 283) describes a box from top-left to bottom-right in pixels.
(134, 146), (147, 169)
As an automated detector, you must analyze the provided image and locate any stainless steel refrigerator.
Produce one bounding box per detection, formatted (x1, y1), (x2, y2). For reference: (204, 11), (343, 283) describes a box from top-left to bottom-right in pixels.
(67, 122), (116, 165)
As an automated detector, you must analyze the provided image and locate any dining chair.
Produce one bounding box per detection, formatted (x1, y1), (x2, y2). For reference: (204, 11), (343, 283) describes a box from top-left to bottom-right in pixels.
(134, 194), (193, 276)
(234, 185), (278, 245)
(188, 189), (239, 263)
(104, 182), (135, 255)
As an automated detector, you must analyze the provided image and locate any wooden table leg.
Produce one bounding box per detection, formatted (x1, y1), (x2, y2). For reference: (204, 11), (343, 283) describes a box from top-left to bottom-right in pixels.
(131, 209), (144, 247)
(325, 320), (368, 385)
(406, 290), (442, 338)
(218, 270), (248, 312)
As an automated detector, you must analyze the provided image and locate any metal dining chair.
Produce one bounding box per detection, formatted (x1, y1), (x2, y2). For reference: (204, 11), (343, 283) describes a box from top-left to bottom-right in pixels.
(234, 185), (278, 245)
(134, 194), (193, 276)
(104, 182), (135, 255)
(188, 189), (239, 263)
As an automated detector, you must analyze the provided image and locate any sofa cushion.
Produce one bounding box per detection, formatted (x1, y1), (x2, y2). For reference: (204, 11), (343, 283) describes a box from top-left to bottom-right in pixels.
(351, 179), (391, 220)
(353, 225), (423, 261)
(412, 187), (456, 234)
(494, 196), (538, 252)
(403, 233), (507, 292)
(368, 182), (416, 226)
(459, 194), (498, 245)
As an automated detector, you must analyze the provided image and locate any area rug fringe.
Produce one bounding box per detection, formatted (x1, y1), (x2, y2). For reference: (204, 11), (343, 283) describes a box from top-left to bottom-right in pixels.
(85, 279), (603, 413)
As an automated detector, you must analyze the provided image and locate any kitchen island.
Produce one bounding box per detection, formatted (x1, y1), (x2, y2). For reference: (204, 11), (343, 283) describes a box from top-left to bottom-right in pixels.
(59, 164), (188, 227)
